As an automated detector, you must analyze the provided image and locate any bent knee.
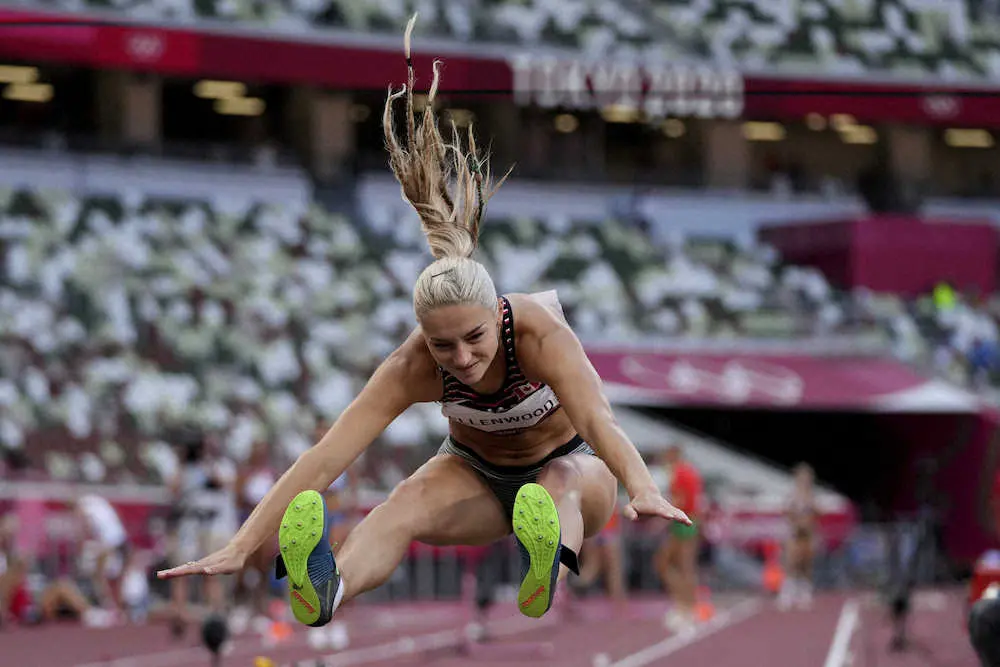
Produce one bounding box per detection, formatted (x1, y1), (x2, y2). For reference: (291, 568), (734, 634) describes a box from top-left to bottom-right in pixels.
(388, 474), (430, 504)
(538, 457), (583, 493)
(378, 476), (436, 532)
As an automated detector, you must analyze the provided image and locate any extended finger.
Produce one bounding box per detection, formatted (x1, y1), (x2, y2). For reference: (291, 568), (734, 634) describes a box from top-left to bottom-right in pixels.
(669, 508), (693, 525)
(156, 567), (184, 579)
(156, 561), (205, 579)
(204, 562), (232, 575)
(156, 565), (198, 579)
(203, 553), (243, 575)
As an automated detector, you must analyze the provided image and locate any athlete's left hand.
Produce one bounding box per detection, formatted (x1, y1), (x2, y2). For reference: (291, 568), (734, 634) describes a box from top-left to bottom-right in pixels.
(623, 491), (692, 524)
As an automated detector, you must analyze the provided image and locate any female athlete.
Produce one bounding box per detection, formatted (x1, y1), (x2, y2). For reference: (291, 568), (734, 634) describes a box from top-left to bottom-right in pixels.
(655, 445), (703, 633)
(157, 14), (690, 625)
(778, 462), (817, 610)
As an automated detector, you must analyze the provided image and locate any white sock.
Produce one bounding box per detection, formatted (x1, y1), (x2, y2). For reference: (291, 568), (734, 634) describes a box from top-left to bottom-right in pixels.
(797, 578), (813, 601)
(332, 576), (346, 615)
(778, 579), (795, 602)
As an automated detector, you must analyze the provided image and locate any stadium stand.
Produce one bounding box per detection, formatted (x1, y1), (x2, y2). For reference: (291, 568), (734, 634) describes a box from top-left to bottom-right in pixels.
(38, 0), (1000, 77)
(4, 167), (999, 486)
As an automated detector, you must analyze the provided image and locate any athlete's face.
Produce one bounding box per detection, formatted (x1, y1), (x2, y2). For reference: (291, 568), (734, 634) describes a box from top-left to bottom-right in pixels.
(664, 445), (682, 467)
(795, 465), (814, 490)
(420, 302), (500, 385)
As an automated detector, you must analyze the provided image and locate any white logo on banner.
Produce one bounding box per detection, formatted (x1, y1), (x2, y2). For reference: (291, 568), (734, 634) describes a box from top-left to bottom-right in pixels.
(619, 356), (804, 405)
(508, 55), (745, 120)
(126, 32), (165, 63)
(921, 95), (961, 119)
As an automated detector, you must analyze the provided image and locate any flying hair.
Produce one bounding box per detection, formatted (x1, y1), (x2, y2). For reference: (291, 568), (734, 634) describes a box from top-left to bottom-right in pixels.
(383, 13), (513, 260)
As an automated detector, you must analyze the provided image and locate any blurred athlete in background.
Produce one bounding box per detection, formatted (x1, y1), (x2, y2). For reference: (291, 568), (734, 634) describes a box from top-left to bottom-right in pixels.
(656, 445), (703, 633)
(778, 463), (817, 611)
(571, 500), (627, 611)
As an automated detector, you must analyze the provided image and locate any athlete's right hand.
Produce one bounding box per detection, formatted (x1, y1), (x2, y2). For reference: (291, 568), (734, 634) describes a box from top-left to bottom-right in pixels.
(156, 542), (248, 579)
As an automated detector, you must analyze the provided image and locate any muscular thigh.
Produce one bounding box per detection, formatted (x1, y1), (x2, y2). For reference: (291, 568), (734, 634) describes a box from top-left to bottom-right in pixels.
(677, 537), (699, 570)
(387, 453), (510, 548)
(658, 536), (679, 566)
(790, 535), (813, 563)
(556, 454), (617, 539)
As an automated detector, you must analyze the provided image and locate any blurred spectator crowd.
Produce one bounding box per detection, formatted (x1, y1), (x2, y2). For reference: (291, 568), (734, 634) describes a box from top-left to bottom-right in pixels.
(1, 185), (999, 484)
(39, 0), (1000, 78)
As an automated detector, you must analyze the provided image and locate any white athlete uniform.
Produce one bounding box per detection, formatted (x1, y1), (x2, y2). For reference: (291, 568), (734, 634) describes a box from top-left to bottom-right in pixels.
(173, 458), (237, 564)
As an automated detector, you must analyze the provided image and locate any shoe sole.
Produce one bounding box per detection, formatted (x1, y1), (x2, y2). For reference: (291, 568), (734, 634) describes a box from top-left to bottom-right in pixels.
(279, 489), (325, 626)
(513, 483), (560, 618)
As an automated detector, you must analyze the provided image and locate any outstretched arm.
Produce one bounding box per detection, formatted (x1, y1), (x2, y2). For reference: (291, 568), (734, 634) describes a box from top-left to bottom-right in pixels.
(526, 322), (691, 525)
(158, 342), (435, 579)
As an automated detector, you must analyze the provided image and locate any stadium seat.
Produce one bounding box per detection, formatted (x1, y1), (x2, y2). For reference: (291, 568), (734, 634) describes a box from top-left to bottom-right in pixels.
(40, 0), (1000, 77)
(3, 182), (996, 483)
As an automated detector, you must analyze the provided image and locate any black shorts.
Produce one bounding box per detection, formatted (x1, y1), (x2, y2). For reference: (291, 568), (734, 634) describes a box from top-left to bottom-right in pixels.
(437, 435), (596, 520)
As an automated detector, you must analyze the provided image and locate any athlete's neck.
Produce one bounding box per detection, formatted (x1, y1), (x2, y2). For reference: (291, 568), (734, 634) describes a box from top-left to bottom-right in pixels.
(467, 340), (507, 395)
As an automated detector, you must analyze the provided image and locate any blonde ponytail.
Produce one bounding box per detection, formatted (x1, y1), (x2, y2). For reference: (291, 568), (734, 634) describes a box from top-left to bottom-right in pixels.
(383, 14), (511, 259)
(384, 14), (511, 319)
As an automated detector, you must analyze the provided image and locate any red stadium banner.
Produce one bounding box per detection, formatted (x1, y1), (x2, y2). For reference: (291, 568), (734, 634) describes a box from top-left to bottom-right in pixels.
(0, 8), (508, 91)
(0, 9), (200, 75)
(0, 9), (98, 63)
(588, 348), (982, 411)
(196, 31), (510, 90)
(714, 506), (857, 551)
(0, 486), (168, 567)
(744, 76), (1000, 128)
(0, 8), (998, 126)
(760, 216), (999, 297)
(2, 482), (856, 562)
(93, 25), (202, 75)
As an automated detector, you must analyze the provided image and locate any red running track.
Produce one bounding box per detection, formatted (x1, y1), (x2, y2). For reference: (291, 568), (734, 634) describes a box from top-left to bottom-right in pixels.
(0, 589), (978, 667)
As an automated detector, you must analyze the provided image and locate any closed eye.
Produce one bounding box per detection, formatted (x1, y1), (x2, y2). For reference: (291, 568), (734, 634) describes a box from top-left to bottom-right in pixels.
(429, 323), (487, 349)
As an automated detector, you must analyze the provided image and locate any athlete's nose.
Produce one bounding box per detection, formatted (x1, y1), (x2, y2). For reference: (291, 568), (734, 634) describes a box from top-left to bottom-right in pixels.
(453, 344), (474, 369)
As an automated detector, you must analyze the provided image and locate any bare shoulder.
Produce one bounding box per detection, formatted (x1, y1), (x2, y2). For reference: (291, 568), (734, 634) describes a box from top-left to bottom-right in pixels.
(507, 292), (579, 378)
(509, 290), (569, 324)
(507, 291), (571, 338)
(373, 327), (443, 403)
